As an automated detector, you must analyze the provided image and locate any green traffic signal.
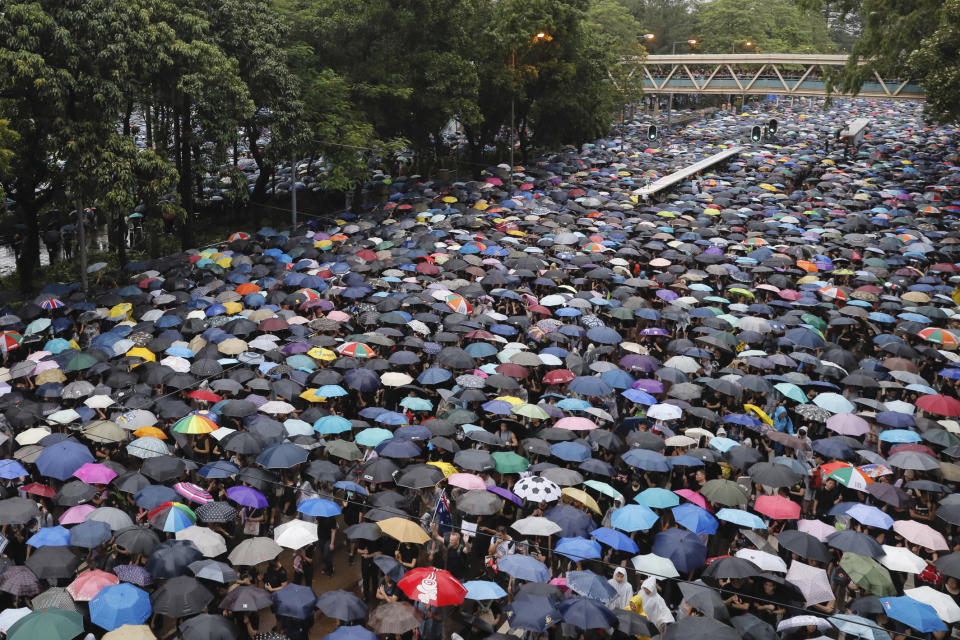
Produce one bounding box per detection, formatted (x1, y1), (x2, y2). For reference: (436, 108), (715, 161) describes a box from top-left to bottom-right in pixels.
(647, 125), (658, 141)
(751, 126), (762, 142)
(768, 118), (778, 134)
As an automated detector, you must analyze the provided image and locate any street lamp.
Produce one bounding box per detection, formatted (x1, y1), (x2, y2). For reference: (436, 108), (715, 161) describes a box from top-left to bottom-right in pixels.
(667, 40), (697, 125)
(510, 31), (551, 168)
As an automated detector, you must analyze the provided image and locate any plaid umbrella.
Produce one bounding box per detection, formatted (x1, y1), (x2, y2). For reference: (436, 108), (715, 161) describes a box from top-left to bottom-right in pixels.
(0, 567), (40, 597)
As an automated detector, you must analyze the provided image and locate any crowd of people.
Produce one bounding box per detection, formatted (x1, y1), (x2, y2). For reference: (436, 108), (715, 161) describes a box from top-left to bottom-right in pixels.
(0, 98), (955, 640)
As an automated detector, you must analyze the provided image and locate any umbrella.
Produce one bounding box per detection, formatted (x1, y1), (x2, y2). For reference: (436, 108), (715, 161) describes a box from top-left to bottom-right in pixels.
(497, 555), (550, 582)
(504, 595), (561, 632)
(840, 553), (896, 596)
(397, 567), (467, 606)
(90, 584), (152, 630)
(652, 528), (707, 573)
(179, 614), (238, 640)
(316, 589), (368, 621)
(219, 585), (272, 611)
(700, 479), (749, 505)
(366, 602), (423, 635)
(150, 576), (212, 617)
(557, 595), (617, 629)
(228, 537), (282, 566)
(904, 586), (960, 623)
(777, 530), (831, 562)
(661, 617), (740, 640)
(880, 596), (948, 632)
(785, 561), (834, 606)
(6, 609), (83, 640)
(66, 570), (119, 601)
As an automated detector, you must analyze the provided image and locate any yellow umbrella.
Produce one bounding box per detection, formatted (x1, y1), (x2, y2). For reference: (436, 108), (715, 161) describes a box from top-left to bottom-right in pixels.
(35, 368), (66, 385)
(427, 461), (458, 477)
(378, 517), (430, 544)
(108, 303), (133, 320)
(758, 183), (778, 192)
(126, 347), (156, 362)
(561, 488), (601, 514)
(728, 288), (754, 299)
(222, 301), (243, 315)
(215, 256), (232, 268)
(133, 426), (167, 440)
(743, 404), (773, 427)
(299, 389), (326, 403)
(494, 396), (523, 406)
(217, 338), (247, 355)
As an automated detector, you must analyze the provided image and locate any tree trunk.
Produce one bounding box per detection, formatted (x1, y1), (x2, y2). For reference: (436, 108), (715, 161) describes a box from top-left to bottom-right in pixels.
(122, 101), (133, 137)
(145, 103), (153, 149)
(15, 199), (40, 294)
(247, 123), (270, 204)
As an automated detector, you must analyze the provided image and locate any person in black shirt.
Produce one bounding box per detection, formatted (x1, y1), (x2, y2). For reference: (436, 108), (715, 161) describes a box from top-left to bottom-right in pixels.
(264, 559), (288, 592)
(315, 515), (337, 576)
(357, 537), (379, 601)
(814, 477), (841, 518)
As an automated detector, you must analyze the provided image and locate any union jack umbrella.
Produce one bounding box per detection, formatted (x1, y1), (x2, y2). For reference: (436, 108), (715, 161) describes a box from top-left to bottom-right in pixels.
(39, 298), (66, 310)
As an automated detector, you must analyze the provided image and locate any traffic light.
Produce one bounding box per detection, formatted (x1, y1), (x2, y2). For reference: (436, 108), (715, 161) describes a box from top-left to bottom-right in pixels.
(647, 125), (658, 141)
(768, 118), (778, 134)
(751, 126), (762, 143)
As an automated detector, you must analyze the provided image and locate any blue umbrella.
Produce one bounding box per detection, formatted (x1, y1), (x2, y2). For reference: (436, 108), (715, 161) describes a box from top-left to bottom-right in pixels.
(197, 460), (239, 479)
(601, 369), (635, 389)
(590, 527), (639, 553)
(812, 438), (854, 460)
(672, 503), (718, 534)
(880, 596), (947, 632)
(463, 580), (508, 600)
(273, 583), (317, 619)
(133, 485), (179, 509)
(332, 481), (368, 496)
(297, 499), (342, 517)
(323, 626), (378, 640)
(315, 589), (368, 621)
(315, 385), (347, 398)
(652, 528), (707, 573)
(670, 455), (705, 468)
(375, 438), (421, 459)
(90, 583), (151, 630)
(634, 487), (680, 508)
(543, 504), (596, 538)
(555, 537), (602, 561)
(35, 441), (94, 481)
(551, 441), (591, 462)
(505, 595), (561, 632)
(557, 596), (618, 629)
(716, 508), (767, 530)
(418, 367), (452, 385)
(610, 504), (659, 532)
(566, 570), (618, 601)
(829, 503), (894, 530)
(878, 429), (922, 443)
(69, 520), (113, 548)
(355, 428), (393, 447)
(621, 388), (657, 404)
(829, 613), (892, 640)
(374, 411), (408, 426)
(27, 526), (71, 548)
(497, 555), (550, 582)
(876, 411), (915, 428)
(256, 442), (309, 469)
(0, 459), (28, 480)
(557, 398), (592, 411)
(622, 449), (671, 472)
(313, 415), (352, 434)
(586, 327), (622, 344)
(344, 368), (381, 391)
(568, 376), (614, 397)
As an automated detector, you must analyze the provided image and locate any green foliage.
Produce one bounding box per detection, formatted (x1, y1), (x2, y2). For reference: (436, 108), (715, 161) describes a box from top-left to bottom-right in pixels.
(911, 0), (960, 122)
(693, 0), (834, 54)
(586, 1), (648, 105)
(618, 0), (698, 54)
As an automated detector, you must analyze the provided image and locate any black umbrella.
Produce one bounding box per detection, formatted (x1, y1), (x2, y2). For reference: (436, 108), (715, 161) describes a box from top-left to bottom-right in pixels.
(344, 523), (382, 541)
(146, 540), (204, 578)
(151, 576), (213, 618)
(316, 589), (368, 621)
(140, 455), (187, 482)
(776, 530), (831, 562)
(395, 464), (444, 489)
(24, 545), (80, 579)
(180, 613), (238, 640)
(661, 616), (740, 640)
(731, 613), (777, 640)
(679, 581), (730, 620)
(747, 462), (801, 488)
(219, 585), (272, 612)
(702, 556), (765, 580)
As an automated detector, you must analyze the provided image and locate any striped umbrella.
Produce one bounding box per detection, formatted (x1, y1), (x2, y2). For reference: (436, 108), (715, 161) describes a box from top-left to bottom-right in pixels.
(918, 328), (959, 350)
(228, 232), (250, 241)
(147, 502), (197, 532)
(336, 342), (375, 358)
(0, 331), (23, 353)
(444, 294), (473, 314)
(171, 414), (217, 435)
(817, 286), (848, 301)
(174, 482), (213, 504)
(295, 288), (321, 300)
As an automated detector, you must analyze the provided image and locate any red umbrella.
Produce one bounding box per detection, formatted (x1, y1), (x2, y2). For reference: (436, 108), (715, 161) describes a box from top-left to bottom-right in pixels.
(187, 390), (222, 403)
(396, 567), (467, 607)
(22, 483), (55, 498)
(916, 394), (960, 417)
(543, 369), (575, 385)
(496, 363), (529, 379)
(754, 495), (801, 520)
(890, 443), (937, 457)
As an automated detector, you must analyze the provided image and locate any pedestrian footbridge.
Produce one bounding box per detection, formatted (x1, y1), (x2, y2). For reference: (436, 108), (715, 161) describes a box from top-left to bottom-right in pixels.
(624, 54), (924, 100)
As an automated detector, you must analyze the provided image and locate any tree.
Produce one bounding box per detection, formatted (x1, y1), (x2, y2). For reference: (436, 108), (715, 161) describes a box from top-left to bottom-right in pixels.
(693, 0), (834, 54)
(0, 120), (16, 201)
(618, 0), (698, 54)
(586, 0), (648, 111)
(911, 0), (960, 122)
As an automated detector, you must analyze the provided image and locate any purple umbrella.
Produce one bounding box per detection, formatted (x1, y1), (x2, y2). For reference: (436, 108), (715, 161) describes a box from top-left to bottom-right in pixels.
(226, 485), (269, 508)
(113, 564), (153, 587)
(633, 379), (665, 394)
(487, 486), (523, 507)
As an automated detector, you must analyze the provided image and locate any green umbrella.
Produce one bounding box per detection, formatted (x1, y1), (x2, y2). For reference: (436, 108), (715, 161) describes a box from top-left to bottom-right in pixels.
(700, 479), (749, 506)
(491, 451), (529, 474)
(325, 439), (362, 461)
(840, 552), (896, 597)
(64, 352), (98, 372)
(7, 608), (83, 640)
(513, 403), (550, 420)
(583, 480), (623, 501)
(801, 313), (827, 332)
(774, 382), (809, 404)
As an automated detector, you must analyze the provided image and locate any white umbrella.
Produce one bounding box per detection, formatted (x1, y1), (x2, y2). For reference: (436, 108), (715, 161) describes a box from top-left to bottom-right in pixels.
(87, 507), (134, 531)
(15, 427), (50, 445)
(228, 536), (283, 566)
(647, 404), (683, 421)
(159, 356), (190, 373)
(0, 608), (31, 633)
(513, 476), (562, 502)
(283, 419), (314, 437)
(126, 436), (168, 459)
(176, 526), (227, 558)
(905, 586), (960, 622)
(511, 516), (561, 536)
(777, 616), (832, 632)
(84, 395), (115, 409)
(663, 356), (700, 374)
(785, 561), (833, 606)
(274, 519), (319, 549)
(631, 553), (679, 578)
(879, 545), (927, 574)
(381, 372), (413, 387)
(47, 410), (81, 425)
(664, 435), (697, 447)
(797, 519), (838, 542)
(115, 410), (158, 430)
(736, 549), (787, 573)
(259, 401), (295, 415)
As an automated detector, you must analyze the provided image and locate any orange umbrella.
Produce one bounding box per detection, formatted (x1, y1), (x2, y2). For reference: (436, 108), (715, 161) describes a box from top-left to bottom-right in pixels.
(235, 283), (260, 295)
(796, 260), (818, 272)
(134, 427), (167, 440)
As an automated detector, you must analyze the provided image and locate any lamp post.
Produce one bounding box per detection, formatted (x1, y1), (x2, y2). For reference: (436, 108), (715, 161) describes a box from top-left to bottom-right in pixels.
(510, 31), (551, 168)
(667, 39), (697, 125)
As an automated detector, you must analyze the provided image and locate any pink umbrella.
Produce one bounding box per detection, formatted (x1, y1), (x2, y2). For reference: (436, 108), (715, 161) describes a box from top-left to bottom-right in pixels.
(72, 463), (117, 485)
(554, 417), (599, 431)
(327, 310), (351, 322)
(754, 495), (801, 520)
(66, 569), (118, 601)
(674, 489), (710, 511)
(892, 520), (949, 551)
(448, 473), (487, 491)
(174, 482), (213, 504)
(797, 519), (837, 542)
(825, 413), (870, 437)
(59, 504), (96, 525)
